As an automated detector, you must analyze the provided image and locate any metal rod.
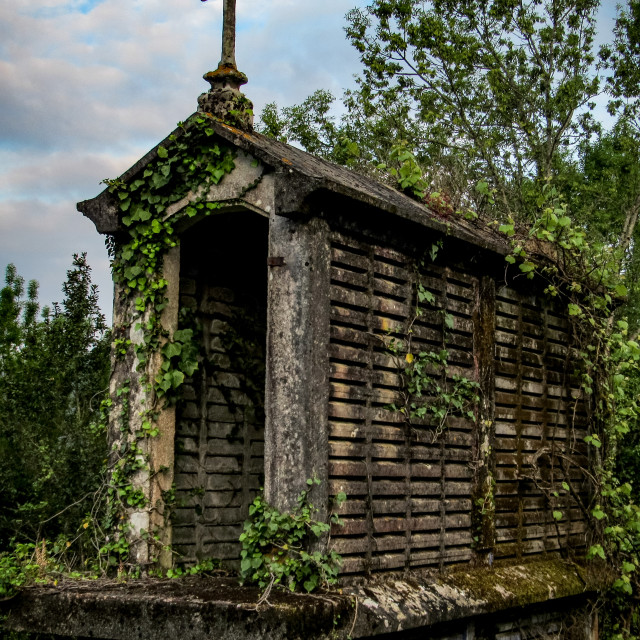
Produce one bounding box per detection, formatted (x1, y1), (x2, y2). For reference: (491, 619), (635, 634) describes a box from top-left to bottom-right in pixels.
(221, 0), (237, 67)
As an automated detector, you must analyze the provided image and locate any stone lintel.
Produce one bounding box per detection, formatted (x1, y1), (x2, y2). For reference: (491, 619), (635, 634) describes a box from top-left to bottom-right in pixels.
(162, 151), (274, 230)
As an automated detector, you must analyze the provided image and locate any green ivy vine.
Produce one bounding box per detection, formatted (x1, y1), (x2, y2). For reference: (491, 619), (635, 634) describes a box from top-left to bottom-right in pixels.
(98, 115), (237, 570)
(239, 478), (346, 596)
(384, 244), (480, 439)
(492, 182), (640, 637)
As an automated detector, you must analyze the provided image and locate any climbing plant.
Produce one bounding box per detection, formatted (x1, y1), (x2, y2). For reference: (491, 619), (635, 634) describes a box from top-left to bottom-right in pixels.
(494, 183), (640, 637)
(384, 269), (480, 440)
(97, 115), (238, 571)
(239, 478), (346, 596)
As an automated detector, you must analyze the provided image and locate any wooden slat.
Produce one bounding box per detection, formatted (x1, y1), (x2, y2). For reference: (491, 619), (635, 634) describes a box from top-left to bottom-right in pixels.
(328, 479), (471, 497)
(328, 441), (473, 463)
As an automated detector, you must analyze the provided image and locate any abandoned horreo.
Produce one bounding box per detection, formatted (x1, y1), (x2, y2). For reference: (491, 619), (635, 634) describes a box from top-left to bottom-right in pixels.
(73, 103), (597, 640)
(79, 108), (591, 571)
(4, 2), (597, 637)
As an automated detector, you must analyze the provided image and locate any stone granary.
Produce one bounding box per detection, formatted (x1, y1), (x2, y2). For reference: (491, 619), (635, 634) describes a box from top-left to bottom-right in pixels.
(80, 115), (592, 579)
(2, 4), (600, 639)
(73, 109), (596, 635)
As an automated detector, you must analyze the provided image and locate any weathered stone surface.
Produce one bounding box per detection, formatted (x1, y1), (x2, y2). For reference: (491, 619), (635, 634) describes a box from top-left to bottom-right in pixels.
(1, 559), (598, 640)
(77, 115), (508, 257)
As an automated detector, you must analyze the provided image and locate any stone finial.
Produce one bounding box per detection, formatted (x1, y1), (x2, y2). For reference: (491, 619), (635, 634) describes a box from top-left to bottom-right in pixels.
(198, 0), (254, 130)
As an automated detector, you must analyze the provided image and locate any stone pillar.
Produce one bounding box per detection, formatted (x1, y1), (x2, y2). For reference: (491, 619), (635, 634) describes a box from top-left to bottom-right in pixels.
(471, 275), (496, 566)
(264, 214), (331, 523)
(108, 246), (180, 570)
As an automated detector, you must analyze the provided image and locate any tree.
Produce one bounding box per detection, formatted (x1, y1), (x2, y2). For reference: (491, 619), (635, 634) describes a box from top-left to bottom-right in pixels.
(261, 0), (608, 222)
(259, 0), (640, 316)
(0, 255), (110, 549)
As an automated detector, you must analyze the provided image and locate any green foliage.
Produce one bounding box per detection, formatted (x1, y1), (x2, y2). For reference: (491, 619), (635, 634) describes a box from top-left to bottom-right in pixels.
(100, 114), (237, 570)
(165, 558), (220, 578)
(603, 0), (640, 125)
(258, 91), (361, 168)
(0, 255), (110, 551)
(105, 116), (234, 399)
(377, 143), (428, 199)
(349, 0), (601, 213)
(497, 180), (640, 636)
(0, 544), (41, 598)
(384, 247), (480, 437)
(104, 116), (235, 401)
(239, 480), (345, 594)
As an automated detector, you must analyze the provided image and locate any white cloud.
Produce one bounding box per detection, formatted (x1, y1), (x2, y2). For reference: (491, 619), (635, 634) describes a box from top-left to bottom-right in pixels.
(0, 0), (367, 321)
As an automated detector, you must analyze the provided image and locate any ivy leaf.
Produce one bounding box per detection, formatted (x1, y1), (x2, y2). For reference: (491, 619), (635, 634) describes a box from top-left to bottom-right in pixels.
(181, 360), (198, 376)
(157, 146), (168, 158)
(552, 511), (563, 521)
(615, 284), (628, 297)
(173, 329), (193, 343)
(304, 575), (319, 592)
(163, 342), (182, 359)
(587, 544), (606, 560)
(169, 370), (185, 388)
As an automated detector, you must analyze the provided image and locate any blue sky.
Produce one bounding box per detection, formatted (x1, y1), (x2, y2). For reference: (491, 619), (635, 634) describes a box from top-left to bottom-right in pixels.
(0, 0), (365, 319)
(0, 0), (620, 321)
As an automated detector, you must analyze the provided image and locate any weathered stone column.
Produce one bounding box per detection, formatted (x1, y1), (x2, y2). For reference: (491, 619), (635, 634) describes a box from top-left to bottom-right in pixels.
(264, 214), (331, 522)
(108, 246), (180, 570)
(471, 275), (497, 567)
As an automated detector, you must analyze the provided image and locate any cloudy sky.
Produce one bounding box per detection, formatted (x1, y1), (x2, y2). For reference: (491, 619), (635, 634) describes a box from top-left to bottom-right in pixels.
(0, 0), (367, 320)
(0, 0), (618, 322)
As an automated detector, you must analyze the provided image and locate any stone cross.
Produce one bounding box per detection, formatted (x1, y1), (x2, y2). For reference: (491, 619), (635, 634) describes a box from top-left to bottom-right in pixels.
(221, 0), (237, 68)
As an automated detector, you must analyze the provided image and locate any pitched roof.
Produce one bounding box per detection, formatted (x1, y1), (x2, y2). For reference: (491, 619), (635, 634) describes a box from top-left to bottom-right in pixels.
(77, 115), (508, 255)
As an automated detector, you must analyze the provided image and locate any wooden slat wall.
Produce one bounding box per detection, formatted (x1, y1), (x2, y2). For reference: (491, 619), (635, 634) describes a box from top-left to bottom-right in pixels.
(327, 229), (589, 576)
(173, 280), (265, 566)
(328, 232), (478, 575)
(493, 286), (588, 560)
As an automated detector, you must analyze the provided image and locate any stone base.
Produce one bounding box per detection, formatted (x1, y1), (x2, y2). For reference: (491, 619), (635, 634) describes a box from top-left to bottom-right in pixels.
(1, 560), (600, 640)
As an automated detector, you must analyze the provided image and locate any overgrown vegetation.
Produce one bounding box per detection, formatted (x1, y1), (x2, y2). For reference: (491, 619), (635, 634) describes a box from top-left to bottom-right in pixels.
(383, 245), (480, 440)
(98, 115), (238, 569)
(257, 0), (640, 635)
(0, 116), (240, 595)
(0, 255), (110, 576)
(7, 2), (640, 635)
(239, 478), (346, 597)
